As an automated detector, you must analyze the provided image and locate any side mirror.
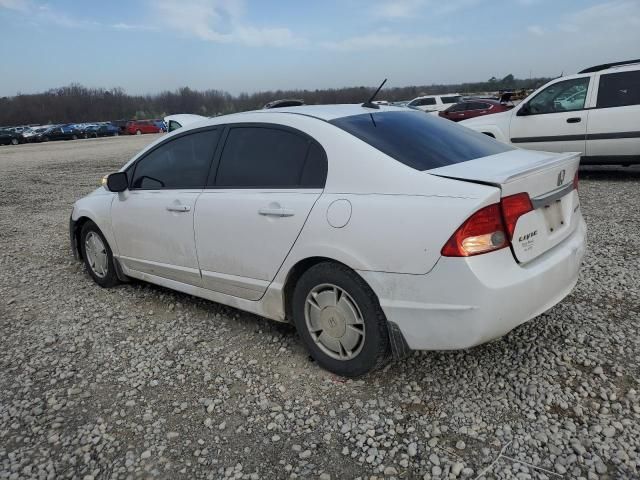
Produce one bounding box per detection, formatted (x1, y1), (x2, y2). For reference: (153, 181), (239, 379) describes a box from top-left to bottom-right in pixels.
(106, 172), (128, 192)
(517, 102), (531, 116)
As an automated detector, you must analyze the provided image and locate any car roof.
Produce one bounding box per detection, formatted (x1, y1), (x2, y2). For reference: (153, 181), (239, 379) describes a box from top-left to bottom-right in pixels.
(249, 103), (410, 121)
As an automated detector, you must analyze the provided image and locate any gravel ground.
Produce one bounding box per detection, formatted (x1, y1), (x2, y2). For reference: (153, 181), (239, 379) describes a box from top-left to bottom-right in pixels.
(0, 137), (639, 480)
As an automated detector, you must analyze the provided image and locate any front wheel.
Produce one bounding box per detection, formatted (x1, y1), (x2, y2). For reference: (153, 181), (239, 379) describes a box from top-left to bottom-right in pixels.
(292, 262), (391, 377)
(80, 221), (120, 288)
(71, 134), (78, 140)
(10, 138), (18, 145)
(136, 129), (142, 135)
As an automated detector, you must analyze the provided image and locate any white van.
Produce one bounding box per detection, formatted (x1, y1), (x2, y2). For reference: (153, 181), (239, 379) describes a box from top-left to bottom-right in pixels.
(460, 60), (640, 165)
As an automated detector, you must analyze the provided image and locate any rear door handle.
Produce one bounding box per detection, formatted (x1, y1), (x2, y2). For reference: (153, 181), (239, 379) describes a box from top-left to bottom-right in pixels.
(166, 205), (191, 212)
(258, 208), (294, 217)
(566, 117), (582, 123)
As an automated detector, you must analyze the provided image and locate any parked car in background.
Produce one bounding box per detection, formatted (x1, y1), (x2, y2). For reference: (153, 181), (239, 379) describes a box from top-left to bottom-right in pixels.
(164, 114), (207, 132)
(153, 120), (167, 132)
(85, 124), (120, 138)
(263, 99), (305, 109)
(461, 59), (640, 165)
(22, 126), (50, 142)
(125, 120), (163, 135)
(70, 104), (585, 377)
(33, 125), (81, 142)
(439, 99), (513, 122)
(0, 128), (25, 145)
(406, 94), (462, 113)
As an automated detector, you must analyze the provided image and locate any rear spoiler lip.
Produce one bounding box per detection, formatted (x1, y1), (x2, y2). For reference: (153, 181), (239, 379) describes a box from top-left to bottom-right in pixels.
(427, 151), (581, 185)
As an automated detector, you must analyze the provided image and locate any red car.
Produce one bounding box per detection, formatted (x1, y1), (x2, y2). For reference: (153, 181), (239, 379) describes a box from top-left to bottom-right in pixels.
(125, 120), (163, 135)
(439, 99), (513, 122)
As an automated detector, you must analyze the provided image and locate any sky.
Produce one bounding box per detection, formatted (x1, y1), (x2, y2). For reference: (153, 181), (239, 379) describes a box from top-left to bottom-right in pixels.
(0, 0), (639, 97)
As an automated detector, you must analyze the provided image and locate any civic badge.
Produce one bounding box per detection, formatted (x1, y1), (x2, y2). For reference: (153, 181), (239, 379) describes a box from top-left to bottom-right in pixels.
(557, 169), (566, 186)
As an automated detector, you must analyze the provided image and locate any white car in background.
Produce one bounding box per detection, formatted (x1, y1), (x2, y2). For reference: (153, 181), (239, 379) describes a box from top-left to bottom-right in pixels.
(407, 94), (462, 113)
(460, 59), (640, 165)
(70, 105), (586, 377)
(164, 114), (207, 132)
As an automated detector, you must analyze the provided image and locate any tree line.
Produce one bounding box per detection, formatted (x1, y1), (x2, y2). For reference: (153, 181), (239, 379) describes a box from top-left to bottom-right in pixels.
(0, 75), (551, 127)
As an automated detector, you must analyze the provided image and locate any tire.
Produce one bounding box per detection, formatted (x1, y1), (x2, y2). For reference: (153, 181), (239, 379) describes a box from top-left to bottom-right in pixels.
(10, 138), (18, 145)
(291, 262), (391, 377)
(113, 132), (119, 137)
(43, 137), (49, 142)
(72, 134), (78, 140)
(136, 129), (142, 135)
(79, 221), (120, 288)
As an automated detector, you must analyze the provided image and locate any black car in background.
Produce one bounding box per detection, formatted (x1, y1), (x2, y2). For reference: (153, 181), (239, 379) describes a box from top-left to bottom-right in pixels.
(33, 125), (82, 142)
(0, 128), (25, 145)
(84, 124), (120, 138)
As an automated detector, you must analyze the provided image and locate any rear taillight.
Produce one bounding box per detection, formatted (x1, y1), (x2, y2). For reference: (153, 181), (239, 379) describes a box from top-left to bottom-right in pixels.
(441, 203), (508, 257)
(573, 171), (579, 191)
(442, 192), (534, 257)
(501, 193), (533, 239)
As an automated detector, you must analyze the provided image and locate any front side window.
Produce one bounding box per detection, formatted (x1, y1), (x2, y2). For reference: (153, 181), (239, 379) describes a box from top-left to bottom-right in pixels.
(131, 130), (219, 189)
(214, 127), (327, 188)
(527, 77), (590, 114)
(330, 111), (513, 171)
(168, 120), (182, 132)
(441, 96), (462, 104)
(597, 70), (640, 108)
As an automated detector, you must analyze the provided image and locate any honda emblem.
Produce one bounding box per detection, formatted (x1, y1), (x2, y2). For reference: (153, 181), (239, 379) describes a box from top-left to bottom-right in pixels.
(557, 169), (566, 186)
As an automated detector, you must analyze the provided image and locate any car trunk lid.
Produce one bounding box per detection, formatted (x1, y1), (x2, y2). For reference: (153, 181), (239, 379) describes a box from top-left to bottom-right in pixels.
(429, 149), (581, 264)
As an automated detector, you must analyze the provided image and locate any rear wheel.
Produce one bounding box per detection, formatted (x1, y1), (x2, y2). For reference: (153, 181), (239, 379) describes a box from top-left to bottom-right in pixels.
(10, 138), (18, 145)
(136, 129), (142, 135)
(292, 262), (391, 377)
(80, 221), (119, 288)
(71, 134), (78, 140)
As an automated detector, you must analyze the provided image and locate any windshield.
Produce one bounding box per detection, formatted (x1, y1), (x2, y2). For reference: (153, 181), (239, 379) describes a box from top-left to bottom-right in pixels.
(329, 110), (513, 171)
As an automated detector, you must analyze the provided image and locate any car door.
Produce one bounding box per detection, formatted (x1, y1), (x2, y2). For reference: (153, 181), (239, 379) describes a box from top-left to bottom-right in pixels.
(111, 128), (220, 285)
(586, 69), (640, 161)
(509, 76), (592, 154)
(194, 124), (327, 300)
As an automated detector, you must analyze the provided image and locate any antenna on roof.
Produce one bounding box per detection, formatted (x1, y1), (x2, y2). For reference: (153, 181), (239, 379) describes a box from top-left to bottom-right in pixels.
(362, 79), (387, 109)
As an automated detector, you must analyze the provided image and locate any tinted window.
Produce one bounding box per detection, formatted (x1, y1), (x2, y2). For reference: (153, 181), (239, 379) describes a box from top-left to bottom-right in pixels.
(447, 103), (468, 113)
(441, 96), (462, 104)
(467, 102), (488, 110)
(597, 71), (640, 108)
(215, 127), (325, 188)
(414, 98), (436, 106)
(131, 130), (218, 189)
(330, 111), (513, 171)
(528, 77), (590, 114)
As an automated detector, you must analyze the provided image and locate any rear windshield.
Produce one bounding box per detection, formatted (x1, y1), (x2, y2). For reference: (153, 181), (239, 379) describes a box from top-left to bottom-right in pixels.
(329, 110), (513, 171)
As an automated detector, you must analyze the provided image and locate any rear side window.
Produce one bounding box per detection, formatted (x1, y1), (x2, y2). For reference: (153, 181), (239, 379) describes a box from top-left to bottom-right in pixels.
(441, 96), (461, 104)
(168, 120), (182, 132)
(330, 111), (513, 171)
(131, 130), (219, 189)
(214, 127), (327, 188)
(447, 102), (468, 113)
(411, 98), (436, 106)
(597, 71), (640, 108)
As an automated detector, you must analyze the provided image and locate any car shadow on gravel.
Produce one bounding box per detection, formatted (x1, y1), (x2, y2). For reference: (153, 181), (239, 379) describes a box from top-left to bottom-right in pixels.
(579, 165), (640, 181)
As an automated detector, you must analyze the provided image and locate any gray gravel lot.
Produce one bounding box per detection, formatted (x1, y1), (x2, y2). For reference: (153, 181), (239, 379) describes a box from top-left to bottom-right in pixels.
(0, 136), (639, 480)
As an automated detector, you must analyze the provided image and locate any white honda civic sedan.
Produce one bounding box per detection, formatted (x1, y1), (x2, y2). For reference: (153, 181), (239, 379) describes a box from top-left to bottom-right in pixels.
(70, 105), (586, 377)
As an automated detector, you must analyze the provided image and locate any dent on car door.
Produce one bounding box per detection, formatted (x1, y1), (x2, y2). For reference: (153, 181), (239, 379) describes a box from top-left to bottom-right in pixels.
(194, 125), (327, 300)
(586, 70), (640, 161)
(111, 129), (219, 285)
(509, 76), (591, 154)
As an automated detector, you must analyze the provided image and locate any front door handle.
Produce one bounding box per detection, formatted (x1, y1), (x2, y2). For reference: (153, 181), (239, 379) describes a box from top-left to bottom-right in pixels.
(258, 208), (294, 217)
(567, 117), (582, 123)
(166, 205), (191, 212)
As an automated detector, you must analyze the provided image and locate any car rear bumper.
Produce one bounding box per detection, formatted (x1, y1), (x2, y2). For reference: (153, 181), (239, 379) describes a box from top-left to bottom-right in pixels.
(358, 216), (586, 350)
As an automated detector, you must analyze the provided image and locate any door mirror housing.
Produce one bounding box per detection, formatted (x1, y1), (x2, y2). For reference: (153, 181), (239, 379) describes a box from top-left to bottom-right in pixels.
(517, 102), (531, 116)
(106, 172), (128, 192)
